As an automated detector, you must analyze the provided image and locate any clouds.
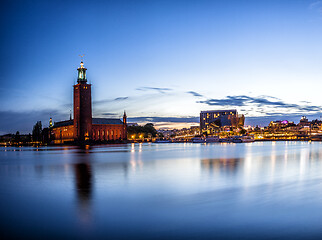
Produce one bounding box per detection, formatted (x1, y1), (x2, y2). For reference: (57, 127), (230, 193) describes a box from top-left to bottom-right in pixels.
(93, 87), (322, 127)
(309, 1), (322, 9)
(197, 95), (322, 115)
(186, 91), (204, 97)
(136, 87), (172, 93)
(246, 113), (322, 127)
(198, 95), (250, 106)
(128, 116), (199, 123)
(101, 112), (119, 117)
(114, 97), (128, 101)
(93, 96), (129, 104)
(0, 110), (67, 134)
(309, 1), (322, 15)
(2, 83), (322, 134)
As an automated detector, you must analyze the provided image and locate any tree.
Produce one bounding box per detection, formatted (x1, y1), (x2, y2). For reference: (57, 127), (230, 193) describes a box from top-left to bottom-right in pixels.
(143, 123), (157, 137)
(13, 131), (20, 144)
(127, 123), (158, 138)
(239, 128), (247, 135)
(32, 121), (42, 142)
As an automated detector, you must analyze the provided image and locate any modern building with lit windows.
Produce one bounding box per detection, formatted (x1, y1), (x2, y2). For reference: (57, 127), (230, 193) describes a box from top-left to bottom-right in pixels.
(200, 109), (244, 134)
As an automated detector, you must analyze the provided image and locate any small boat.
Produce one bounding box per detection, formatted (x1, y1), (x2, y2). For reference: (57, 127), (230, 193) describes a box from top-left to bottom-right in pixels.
(154, 139), (171, 143)
(192, 136), (220, 143)
(191, 137), (206, 143)
(240, 135), (254, 143)
(232, 135), (254, 143)
(205, 136), (219, 143)
(310, 135), (322, 141)
(219, 137), (232, 143)
(232, 137), (242, 143)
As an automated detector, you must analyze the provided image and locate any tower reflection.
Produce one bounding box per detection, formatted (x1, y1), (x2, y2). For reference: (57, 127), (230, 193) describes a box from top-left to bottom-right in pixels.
(75, 163), (92, 205)
(74, 155), (93, 226)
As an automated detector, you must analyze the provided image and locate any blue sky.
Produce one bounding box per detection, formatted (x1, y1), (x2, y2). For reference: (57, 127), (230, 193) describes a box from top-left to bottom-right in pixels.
(1, 0), (322, 133)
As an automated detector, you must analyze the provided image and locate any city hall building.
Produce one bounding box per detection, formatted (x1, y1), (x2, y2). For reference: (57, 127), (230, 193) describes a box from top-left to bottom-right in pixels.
(51, 61), (127, 144)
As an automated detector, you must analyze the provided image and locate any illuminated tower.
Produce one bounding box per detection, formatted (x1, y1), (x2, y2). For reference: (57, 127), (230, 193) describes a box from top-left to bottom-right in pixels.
(74, 61), (92, 141)
(49, 117), (53, 128)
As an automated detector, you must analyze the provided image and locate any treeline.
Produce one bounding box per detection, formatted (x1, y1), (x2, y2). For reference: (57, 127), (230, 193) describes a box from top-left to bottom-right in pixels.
(1, 121), (50, 146)
(127, 123), (158, 138)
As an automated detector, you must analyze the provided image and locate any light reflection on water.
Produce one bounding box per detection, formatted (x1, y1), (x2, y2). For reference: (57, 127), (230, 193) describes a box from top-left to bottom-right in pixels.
(1, 142), (322, 239)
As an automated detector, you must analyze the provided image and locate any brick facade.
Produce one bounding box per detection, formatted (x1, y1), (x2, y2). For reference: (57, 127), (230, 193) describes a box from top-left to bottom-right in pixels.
(74, 83), (92, 141)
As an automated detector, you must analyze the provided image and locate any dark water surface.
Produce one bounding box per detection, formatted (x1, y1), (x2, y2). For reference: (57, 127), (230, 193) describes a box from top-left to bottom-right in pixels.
(1, 142), (322, 239)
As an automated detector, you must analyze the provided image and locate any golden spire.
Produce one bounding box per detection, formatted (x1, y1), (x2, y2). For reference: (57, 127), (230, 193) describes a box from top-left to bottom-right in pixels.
(79, 54), (85, 68)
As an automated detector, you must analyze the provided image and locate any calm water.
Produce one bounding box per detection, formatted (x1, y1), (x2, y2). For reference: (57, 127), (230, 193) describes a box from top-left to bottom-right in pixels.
(1, 142), (322, 239)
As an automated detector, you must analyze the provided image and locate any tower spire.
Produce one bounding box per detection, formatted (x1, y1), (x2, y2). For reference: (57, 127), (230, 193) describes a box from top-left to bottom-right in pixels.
(79, 54), (85, 62)
(49, 117), (53, 128)
(123, 110), (127, 140)
(77, 55), (87, 84)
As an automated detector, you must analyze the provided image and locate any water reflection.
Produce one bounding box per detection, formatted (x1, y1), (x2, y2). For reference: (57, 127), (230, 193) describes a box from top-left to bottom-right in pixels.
(3, 142), (322, 239)
(74, 163), (92, 217)
(201, 158), (242, 175)
(73, 148), (93, 227)
(130, 145), (144, 171)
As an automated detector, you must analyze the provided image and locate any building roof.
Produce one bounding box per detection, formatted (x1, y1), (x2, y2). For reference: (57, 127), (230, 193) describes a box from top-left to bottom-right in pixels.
(201, 109), (237, 113)
(53, 120), (74, 128)
(53, 118), (123, 128)
(92, 118), (123, 125)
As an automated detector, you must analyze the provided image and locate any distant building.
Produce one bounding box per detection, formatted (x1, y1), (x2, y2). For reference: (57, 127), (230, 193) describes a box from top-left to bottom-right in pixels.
(298, 116), (310, 128)
(268, 120), (295, 129)
(200, 109), (244, 134)
(51, 61), (127, 144)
